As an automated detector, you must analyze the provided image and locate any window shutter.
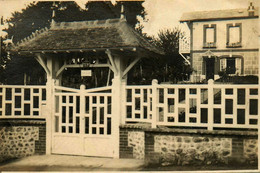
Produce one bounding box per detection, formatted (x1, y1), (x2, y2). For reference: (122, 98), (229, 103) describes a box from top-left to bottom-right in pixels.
(214, 57), (220, 75)
(202, 58), (205, 75)
(220, 58), (226, 71)
(236, 58), (242, 75)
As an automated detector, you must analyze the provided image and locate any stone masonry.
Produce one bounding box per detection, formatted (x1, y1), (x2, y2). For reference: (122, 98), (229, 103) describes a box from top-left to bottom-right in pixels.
(153, 135), (231, 165)
(244, 139), (258, 164)
(0, 120), (46, 163)
(120, 125), (257, 167)
(128, 131), (145, 160)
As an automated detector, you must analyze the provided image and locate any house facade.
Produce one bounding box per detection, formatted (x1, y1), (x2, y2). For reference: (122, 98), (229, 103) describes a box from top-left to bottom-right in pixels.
(180, 3), (259, 82)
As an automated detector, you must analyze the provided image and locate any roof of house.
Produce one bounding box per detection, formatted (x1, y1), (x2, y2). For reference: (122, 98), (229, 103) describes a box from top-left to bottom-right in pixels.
(9, 18), (163, 55)
(180, 7), (259, 22)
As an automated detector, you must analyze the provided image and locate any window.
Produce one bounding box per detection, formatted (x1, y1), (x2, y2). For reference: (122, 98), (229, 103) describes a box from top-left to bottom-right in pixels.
(220, 57), (242, 75)
(226, 58), (236, 74)
(203, 24), (216, 48)
(227, 23), (242, 47)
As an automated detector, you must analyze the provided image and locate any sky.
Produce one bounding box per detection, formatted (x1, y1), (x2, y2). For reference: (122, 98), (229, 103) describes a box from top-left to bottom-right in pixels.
(141, 0), (259, 36)
(0, 0), (259, 37)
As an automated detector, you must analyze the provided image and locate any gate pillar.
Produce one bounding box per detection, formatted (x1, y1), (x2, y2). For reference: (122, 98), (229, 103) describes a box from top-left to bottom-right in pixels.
(45, 56), (62, 155)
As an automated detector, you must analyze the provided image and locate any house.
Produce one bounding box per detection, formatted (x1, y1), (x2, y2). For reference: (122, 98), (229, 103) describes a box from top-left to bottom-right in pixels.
(180, 3), (259, 82)
(0, 2), (259, 168)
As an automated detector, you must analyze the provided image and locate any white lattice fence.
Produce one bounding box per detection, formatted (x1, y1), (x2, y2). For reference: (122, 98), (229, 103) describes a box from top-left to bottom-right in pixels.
(125, 80), (259, 130)
(0, 85), (46, 118)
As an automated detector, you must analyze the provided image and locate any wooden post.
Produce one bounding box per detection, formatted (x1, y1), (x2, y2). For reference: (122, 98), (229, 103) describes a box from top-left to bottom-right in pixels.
(45, 56), (61, 155)
(45, 58), (54, 154)
(151, 79), (158, 128)
(120, 79), (127, 125)
(111, 55), (123, 158)
(207, 79), (214, 130)
(112, 76), (120, 158)
(80, 84), (86, 134)
(258, 35), (260, 171)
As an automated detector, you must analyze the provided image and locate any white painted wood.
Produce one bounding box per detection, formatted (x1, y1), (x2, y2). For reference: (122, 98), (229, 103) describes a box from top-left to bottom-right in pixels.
(207, 79), (214, 130)
(35, 54), (50, 75)
(52, 85), (114, 157)
(105, 49), (118, 74)
(0, 85), (46, 118)
(151, 79), (158, 128)
(124, 82), (258, 130)
(122, 57), (141, 78)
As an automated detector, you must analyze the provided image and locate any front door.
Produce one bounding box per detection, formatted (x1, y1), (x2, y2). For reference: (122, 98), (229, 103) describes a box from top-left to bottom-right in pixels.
(206, 58), (215, 80)
(51, 86), (114, 157)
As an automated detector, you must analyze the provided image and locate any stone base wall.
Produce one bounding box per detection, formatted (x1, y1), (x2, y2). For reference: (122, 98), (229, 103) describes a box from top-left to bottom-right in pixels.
(153, 135), (232, 166)
(0, 120), (46, 163)
(119, 127), (145, 159)
(120, 125), (257, 167)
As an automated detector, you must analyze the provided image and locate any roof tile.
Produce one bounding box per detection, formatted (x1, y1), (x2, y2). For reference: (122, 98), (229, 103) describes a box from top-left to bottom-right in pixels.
(10, 18), (163, 55)
(180, 7), (259, 22)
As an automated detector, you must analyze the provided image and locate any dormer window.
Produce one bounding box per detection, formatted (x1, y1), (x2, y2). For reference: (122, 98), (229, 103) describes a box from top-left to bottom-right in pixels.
(226, 23), (242, 48)
(203, 24), (216, 48)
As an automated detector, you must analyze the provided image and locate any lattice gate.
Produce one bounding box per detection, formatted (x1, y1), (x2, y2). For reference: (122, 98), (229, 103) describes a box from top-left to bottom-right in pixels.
(51, 85), (114, 157)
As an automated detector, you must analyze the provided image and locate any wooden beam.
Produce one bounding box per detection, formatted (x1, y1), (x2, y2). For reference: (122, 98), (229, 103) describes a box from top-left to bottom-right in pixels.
(122, 57), (141, 78)
(35, 54), (50, 75)
(105, 49), (118, 74)
(66, 63), (111, 68)
(55, 62), (66, 78)
(56, 63), (112, 78)
(106, 68), (111, 86)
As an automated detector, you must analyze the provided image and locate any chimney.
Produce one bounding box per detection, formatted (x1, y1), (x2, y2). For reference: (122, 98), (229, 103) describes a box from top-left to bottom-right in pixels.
(0, 16), (3, 25)
(248, 2), (255, 17)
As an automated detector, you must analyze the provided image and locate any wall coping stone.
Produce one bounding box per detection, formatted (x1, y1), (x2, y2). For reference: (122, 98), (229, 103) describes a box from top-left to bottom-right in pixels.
(120, 124), (257, 137)
(0, 119), (46, 126)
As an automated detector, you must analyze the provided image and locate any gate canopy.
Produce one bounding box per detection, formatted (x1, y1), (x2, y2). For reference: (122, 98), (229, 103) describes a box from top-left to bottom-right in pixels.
(9, 18), (163, 56)
(8, 18), (164, 83)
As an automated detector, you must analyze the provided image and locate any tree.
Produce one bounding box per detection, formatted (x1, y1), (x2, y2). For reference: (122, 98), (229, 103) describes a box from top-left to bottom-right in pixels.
(128, 28), (192, 84)
(155, 28), (192, 82)
(2, 1), (146, 85)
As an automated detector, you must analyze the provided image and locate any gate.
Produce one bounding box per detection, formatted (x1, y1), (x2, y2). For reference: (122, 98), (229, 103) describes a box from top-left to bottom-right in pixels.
(52, 85), (114, 157)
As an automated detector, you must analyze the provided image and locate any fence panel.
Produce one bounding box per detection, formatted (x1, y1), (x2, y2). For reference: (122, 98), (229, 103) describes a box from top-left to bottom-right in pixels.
(125, 82), (259, 130)
(0, 85), (46, 119)
(125, 85), (153, 123)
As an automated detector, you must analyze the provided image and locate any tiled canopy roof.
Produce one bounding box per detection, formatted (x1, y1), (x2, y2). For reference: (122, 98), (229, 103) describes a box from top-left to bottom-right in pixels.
(10, 18), (163, 55)
(180, 7), (259, 22)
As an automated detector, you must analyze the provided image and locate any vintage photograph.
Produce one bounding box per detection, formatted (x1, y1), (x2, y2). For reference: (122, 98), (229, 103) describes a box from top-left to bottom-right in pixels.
(0, 0), (259, 172)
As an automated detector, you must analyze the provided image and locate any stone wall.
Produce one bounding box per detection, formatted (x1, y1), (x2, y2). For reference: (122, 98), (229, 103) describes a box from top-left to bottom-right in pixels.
(244, 139), (258, 164)
(120, 125), (257, 167)
(153, 135), (232, 166)
(128, 131), (144, 160)
(0, 120), (46, 163)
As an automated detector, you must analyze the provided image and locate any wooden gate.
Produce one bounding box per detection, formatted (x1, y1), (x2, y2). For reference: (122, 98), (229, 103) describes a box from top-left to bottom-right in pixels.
(52, 85), (114, 157)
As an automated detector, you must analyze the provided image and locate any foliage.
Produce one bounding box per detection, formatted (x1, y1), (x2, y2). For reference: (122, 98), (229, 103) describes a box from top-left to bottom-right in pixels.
(0, 38), (10, 84)
(128, 28), (193, 84)
(1, 1), (145, 85)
